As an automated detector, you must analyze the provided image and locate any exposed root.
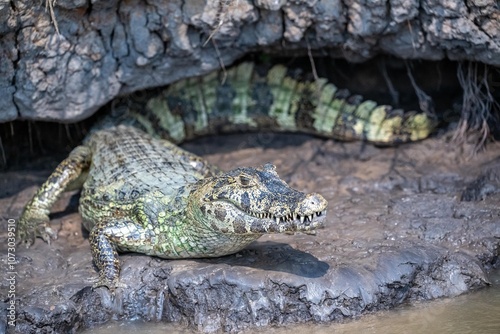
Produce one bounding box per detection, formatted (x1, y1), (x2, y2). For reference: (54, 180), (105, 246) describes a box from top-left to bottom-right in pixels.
(454, 62), (499, 153)
(0, 135), (6, 168)
(212, 39), (227, 84)
(306, 42), (326, 108)
(33, 122), (45, 155)
(202, 0), (237, 83)
(378, 58), (400, 106)
(0, 123), (13, 168)
(28, 121), (34, 155)
(203, 0), (238, 47)
(406, 20), (417, 56)
(45, 0), (60, 35)
(405, 61), (435, 116)
(306, 39), (319, 82)
(65, 124), (74, 143)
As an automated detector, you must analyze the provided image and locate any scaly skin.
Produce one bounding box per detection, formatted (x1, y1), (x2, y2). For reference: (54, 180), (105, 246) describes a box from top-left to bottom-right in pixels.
(18, 125), (327, 289)
(120, 62), (435, 145)
(18, 62), (434, 290)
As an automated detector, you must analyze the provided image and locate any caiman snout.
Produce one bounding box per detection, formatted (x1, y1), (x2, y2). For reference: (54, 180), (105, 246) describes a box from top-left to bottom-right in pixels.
(296, 193), (328, 217)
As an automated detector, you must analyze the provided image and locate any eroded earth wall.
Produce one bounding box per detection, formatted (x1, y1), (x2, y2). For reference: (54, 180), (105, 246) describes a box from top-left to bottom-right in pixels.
(0, 0), (499, 122)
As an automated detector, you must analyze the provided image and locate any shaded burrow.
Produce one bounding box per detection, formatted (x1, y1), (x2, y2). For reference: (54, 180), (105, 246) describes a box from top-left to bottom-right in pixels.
(1, 56), (499, 170)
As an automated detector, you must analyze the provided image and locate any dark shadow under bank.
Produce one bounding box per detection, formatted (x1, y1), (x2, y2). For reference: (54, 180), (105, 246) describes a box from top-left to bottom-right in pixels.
(2, 56), (499, 172)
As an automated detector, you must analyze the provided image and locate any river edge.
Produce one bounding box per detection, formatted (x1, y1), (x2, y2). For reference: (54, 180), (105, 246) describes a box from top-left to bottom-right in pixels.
(1, 133), (499, 333)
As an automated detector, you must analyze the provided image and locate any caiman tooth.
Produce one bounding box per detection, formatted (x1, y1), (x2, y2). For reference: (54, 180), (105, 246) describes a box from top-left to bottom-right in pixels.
(276, 217), (280, 224)
(300, 216), (305, 224)
(309, 214), (314, 222)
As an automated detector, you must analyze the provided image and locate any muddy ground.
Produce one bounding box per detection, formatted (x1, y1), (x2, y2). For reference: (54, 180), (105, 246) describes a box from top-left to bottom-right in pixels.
(3, 0), (499, 123)
(1, 132), (500, 333)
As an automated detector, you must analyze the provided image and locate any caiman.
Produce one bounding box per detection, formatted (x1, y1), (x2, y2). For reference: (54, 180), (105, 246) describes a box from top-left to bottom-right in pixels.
(17, 62), (435, 290)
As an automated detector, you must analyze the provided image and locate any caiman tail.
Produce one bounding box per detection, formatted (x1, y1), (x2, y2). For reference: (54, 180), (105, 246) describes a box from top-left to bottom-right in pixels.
(116, 62), (435, 145)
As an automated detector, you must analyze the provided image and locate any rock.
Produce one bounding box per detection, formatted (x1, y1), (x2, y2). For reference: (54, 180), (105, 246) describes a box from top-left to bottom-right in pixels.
(0, 0), (499, 122)
(461, 158), (500, 201)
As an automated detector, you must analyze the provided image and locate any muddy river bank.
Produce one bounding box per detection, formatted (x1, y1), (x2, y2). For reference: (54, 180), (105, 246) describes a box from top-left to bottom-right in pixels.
(1, 132), (499, 333)
(85, 268), (500, 333)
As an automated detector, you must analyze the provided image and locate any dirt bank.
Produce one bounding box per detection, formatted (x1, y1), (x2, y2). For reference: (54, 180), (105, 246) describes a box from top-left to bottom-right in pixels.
(1, 132), (499, 333)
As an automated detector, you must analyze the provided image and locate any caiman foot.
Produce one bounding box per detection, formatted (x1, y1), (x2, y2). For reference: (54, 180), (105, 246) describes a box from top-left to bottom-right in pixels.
(91, 275), (127, 294)
(17, 212), (58, 247)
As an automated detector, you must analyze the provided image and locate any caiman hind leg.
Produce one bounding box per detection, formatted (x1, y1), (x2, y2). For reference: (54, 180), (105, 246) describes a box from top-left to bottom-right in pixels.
(18, 145), (91, 246)
(89, 219), (154, 291)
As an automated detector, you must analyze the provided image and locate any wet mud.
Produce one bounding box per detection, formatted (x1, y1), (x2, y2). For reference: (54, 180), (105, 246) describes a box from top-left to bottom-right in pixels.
(82, 268), (500, 333)
(1, 133), (499, 333)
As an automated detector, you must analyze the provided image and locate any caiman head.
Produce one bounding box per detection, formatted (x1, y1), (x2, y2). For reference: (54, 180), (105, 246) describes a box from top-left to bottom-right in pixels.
(188, 163), (328, 235)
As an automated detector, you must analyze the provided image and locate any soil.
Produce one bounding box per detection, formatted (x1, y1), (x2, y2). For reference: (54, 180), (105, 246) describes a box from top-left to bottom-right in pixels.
(1, 132), (500, 333)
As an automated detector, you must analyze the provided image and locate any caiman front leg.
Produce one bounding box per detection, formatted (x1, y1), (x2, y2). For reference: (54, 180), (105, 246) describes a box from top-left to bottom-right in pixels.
(18, 145), (91, 246)
(90, 219), (154, 291)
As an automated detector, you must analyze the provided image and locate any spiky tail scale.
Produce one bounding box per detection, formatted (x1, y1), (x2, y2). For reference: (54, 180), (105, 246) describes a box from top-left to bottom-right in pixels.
(121, 62), (435, 145)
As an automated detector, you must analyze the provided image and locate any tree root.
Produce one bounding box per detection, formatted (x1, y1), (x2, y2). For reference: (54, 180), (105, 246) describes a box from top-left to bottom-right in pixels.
(45, 0), (60, 35)
(454, 62), (499, 153)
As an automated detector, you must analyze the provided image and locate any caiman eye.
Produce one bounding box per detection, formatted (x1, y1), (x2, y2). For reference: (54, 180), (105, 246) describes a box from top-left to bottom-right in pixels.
(238, 174), (254, 187)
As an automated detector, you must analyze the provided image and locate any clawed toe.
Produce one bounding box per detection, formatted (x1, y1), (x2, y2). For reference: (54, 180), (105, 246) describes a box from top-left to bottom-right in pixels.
(40, 225), (58, 244)
(92, 276), (127, 294)
(17, 213), (57, 247)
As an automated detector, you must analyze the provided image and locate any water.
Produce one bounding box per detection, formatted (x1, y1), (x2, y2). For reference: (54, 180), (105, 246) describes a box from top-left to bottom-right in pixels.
(86, 269), (500, 334)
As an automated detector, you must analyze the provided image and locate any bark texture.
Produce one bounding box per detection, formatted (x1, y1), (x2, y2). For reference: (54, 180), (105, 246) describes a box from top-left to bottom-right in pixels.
(0, 0), (499, 122)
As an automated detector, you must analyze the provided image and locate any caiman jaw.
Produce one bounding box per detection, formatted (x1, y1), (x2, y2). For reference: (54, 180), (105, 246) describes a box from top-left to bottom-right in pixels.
(243, 192), (328, 232)
(194, 164), (329, 234)
(249, 210), (327, 226)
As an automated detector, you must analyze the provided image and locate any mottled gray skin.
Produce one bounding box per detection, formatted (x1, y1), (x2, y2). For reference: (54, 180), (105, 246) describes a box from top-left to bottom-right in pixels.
(18, 125), (327, 289)
(17, 61), (435, 290)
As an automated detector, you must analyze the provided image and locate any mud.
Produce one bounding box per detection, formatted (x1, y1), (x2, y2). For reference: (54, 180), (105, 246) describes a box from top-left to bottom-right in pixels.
(1, 133), (500, 333)
(82, 268), (500, 333)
